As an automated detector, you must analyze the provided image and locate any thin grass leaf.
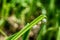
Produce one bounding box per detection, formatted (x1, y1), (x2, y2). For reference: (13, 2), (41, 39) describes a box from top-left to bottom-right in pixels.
(22, 23), (30, 40)
(6, 23), (30, 40)
(49, 0), (55, 10)
(6, 15), (46, 40)
(0, 19), (5, 26)
(20, 7), (30, 27)
(1, 0), (6, 18)
(56, 27), (60, 40)
(36, 22), (46, 40)
(0, 29), (7, 37)
(22, 29), (30, 40)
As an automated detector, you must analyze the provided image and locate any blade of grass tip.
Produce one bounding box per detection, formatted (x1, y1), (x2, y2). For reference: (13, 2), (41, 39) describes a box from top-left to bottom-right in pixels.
(10, 15), (46, 40)
(22, 29), (30, 40)
(56, 27), (60, 40)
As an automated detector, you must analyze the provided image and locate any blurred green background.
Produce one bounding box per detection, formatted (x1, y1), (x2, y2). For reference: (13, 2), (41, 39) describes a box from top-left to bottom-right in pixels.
(0, 0), (60, 40)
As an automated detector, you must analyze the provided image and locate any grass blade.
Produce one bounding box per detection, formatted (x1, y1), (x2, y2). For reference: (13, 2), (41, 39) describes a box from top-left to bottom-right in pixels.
(22, 29), (30, 40)
(56, 27), (60, 40)
(6, 15), (46, 40)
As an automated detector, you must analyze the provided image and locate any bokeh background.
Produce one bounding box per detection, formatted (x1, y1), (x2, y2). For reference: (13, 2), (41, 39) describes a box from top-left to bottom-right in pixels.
(0, 0), (60, 40)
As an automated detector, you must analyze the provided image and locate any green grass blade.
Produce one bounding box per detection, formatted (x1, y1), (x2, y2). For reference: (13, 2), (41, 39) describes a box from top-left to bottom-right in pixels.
(6, 23), (30, 40)
(56, 27), (60, 40)
(22, 23), (30, 40)
(22, 29), (30, 40)
(6, 15), (46, 40)
(36, 22), (46, 40)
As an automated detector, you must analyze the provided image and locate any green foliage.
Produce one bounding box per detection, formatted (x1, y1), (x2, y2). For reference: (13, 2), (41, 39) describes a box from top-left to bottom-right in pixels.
(6, 15), (45, 40)
(22, 29), (30, 40)
(0, 0), (60, 40)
